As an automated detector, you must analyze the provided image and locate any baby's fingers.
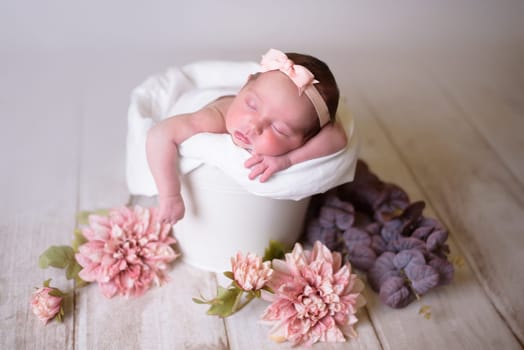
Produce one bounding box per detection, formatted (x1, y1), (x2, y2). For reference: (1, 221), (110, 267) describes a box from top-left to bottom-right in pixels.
(248, 162), (268, 180)
(259, 166), (276, 183)
(244, 154), (263, 168)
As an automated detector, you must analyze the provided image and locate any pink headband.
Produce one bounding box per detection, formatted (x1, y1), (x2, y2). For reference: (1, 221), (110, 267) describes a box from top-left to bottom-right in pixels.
(260, 49), (330, 127)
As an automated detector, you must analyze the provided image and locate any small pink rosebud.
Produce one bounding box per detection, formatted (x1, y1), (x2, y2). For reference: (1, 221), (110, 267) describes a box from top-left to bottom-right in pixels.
(30, 286), (64, 325)
(231, 252), (273, 291)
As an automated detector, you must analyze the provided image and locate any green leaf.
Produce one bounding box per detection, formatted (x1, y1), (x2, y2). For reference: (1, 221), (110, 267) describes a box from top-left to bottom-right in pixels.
(206, 287), (242, 318)
(66, 260), (82, 281)
(262, 285), (274, 294)
(71, 229), (87, 252)
(223, 271), (234, 280)
(38, 245), (89, 286)
(39, 246), (75, 269)
(76, 209), (109, 226)
(231, 289), (244, 313)
(192, 292), (220, 306)
(69, 259), (89, 287)
(43, 279), (52, 288)
(48, 289), (65, 298)
(74, 275), (89, 288)
(55, 306), (65, 323)
(263, 240), (287, 262)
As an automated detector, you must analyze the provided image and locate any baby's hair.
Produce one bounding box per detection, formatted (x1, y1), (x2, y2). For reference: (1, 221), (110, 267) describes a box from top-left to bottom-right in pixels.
(285, 52), (340, 124)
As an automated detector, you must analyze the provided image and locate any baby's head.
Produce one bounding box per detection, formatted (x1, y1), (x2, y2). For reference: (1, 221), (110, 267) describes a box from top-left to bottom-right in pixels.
(225, 49), (339, 156)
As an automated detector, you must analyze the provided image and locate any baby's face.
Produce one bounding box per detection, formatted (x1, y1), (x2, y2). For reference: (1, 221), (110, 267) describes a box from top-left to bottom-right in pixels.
(225, 71), (317, 156)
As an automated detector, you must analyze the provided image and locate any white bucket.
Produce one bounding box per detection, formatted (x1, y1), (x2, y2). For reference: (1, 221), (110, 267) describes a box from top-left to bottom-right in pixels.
(174, 164), (310, 272)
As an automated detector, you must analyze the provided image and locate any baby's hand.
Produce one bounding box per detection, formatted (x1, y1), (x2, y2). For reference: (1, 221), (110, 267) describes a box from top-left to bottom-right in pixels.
(244, 154), (291, 182)
(158, 194), (185, 224)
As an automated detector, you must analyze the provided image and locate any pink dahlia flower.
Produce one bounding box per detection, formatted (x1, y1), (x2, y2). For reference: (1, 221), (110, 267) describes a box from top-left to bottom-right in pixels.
(262, 241), (366, 346)
(75, 206), (178, 298)
(231, 252), (273, 291)
(30, 286), (63, 325)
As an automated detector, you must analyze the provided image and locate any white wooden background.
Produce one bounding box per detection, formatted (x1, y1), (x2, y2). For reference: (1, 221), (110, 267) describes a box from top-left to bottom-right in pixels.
(1, 1), (523, 349)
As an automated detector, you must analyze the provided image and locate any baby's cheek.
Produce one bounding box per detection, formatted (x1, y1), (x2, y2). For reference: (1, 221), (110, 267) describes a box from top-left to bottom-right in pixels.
(256, 135), (291, 156)
(252, 135), (272, 155)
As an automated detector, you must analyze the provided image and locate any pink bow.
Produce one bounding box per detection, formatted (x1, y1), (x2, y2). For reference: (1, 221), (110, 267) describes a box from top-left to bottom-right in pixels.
(260, 49), (318, 95)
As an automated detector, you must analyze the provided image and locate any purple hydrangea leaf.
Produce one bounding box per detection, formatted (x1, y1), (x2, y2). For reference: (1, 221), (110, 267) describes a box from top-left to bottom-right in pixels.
(368, 252), (398, 292)
(380, 202), (427, 242)
(402, 201), (426, 219)
(379, 276), (414, 308)
(336, 160), (385, 215)
(387, 237), (426, 253)
(429, 257), (454, 285)
(346, 244), (376, 271)
(343, 227), (371, 250)
(305, 220), (340, 251)
(319, 227), (341, 251)
(411, 216), (446, 240)
(411, 226), (434, 240)
(393, 249), (425, 270)
(422, 217), (444, 230)
(334, 210), (354, 230)
(399, 201), (426, 235)
(318, 206), (354, 231)
(327, 196), (355, 230)
(304, 220), (323, 243)
(371, 235), (387, 255)
(404, 263), (440, 295)
(318, 206), (339, 228)
(381, 219), (403, 242)
(365, 222), (382, 236)
(373, 183), (410, 223)
(326, 195), (355, 213)
(426, 229), (449, 251)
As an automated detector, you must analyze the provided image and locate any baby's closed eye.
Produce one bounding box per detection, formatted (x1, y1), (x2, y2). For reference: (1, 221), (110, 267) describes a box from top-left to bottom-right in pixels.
(271, 122), (292, 136)
(246, 98), (257, 111)
(271, 124), (286, 135)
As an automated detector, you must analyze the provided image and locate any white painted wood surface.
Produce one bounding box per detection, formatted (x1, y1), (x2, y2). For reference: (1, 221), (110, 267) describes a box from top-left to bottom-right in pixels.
(1, 39), (523, 350)
(346, 57), (524, 343)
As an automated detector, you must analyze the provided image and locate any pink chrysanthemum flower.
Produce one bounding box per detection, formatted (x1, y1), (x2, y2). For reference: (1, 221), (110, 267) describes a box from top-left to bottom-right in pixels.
(30, 286), (64, 325)
(262, 241), (366, 347)
(231, 252), (273, 291)
(75, 206), (178, 298)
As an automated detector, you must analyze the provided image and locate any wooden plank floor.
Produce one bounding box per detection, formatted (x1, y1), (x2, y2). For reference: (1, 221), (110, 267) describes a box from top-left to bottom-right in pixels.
(1, 47), (523, 349)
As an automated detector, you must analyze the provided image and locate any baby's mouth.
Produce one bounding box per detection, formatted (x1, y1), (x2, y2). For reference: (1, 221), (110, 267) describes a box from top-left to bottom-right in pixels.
(234, 131), (251, 145)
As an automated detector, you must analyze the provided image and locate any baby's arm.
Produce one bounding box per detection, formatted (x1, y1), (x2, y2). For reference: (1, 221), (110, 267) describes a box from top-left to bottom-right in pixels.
(146, 107), (225, 223)
(245, 121), (347, 182)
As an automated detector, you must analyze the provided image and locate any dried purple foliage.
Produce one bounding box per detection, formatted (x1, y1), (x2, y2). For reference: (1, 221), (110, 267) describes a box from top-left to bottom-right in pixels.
(337, 160), (410, 221)
(343, 228), (376, 271)
(379, 277), (415, 308)
(301, 160), (454, 309)
(303, 193), (355, 251)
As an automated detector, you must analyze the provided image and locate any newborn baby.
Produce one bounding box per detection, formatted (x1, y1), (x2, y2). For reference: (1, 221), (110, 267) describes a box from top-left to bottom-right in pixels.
(146, 49), (347, 224)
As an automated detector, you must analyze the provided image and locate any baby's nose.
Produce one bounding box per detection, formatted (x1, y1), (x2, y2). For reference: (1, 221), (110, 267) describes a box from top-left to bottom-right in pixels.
(248, 120), (263, 135)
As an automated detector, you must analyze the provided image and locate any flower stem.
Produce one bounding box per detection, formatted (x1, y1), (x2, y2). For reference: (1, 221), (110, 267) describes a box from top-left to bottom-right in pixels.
(232, 291), (256, 314)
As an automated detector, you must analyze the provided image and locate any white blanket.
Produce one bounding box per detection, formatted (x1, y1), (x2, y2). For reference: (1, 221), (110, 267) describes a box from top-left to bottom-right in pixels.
(126, 60), (359, 200)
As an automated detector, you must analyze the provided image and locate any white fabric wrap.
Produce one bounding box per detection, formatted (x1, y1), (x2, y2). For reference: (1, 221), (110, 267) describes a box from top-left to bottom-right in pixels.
(126, 60), (359, 200)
